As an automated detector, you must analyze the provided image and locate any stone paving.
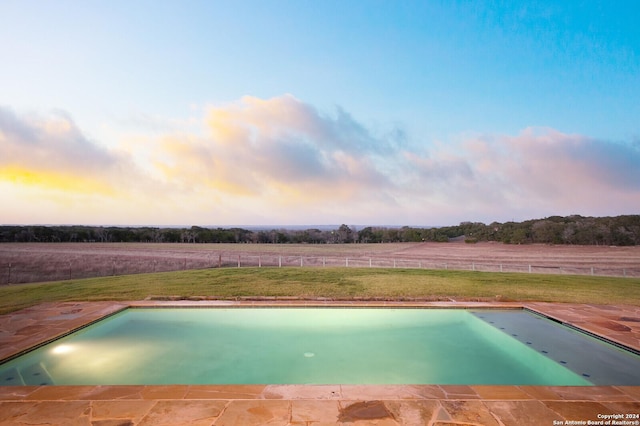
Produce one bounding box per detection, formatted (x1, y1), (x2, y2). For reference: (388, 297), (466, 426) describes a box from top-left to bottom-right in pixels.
(1, 300), (639, 425)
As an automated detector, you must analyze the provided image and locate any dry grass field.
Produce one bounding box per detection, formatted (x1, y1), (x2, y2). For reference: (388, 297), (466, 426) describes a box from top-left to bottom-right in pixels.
(1, 242), (639, 284)
(391, 242), (640, 274)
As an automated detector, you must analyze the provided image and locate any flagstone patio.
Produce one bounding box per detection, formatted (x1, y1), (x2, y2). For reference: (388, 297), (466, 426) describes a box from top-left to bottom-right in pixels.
(1, 300), (639, 425)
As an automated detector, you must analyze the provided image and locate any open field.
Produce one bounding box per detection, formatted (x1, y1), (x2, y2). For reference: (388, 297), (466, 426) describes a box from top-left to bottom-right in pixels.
(1, 267), (639, 315)
(1, 242), (639, 314)
(1, 242), (639, 284)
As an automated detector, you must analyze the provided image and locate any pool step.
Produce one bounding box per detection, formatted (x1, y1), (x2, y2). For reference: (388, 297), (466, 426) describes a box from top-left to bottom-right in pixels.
(21, 363), (55, 386)
(0, 367), (26, 386)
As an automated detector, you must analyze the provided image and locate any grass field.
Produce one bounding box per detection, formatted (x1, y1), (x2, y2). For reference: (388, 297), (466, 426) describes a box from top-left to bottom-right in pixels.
(1, 266), (639, 315)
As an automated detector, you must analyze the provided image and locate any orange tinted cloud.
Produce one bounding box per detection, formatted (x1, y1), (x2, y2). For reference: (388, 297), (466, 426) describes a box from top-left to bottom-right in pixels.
(183, 95), (397, 202)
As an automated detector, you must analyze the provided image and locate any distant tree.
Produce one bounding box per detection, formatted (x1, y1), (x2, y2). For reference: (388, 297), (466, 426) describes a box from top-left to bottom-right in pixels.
(1, 215), (638, 246)
(306, 228), (325, 244)
(335, 224), (354, 243)
(531, 220), (564, 244)
(357, 227), (374, 243)
(256, 231), (271, 244)
(94, 227), (111, 243)
(510, 228), (528, 244)
(382, 228), (401, 242)
(400, 227), (423, 242)
(180, 229), (197, 243)
(161, 229), (181, 243)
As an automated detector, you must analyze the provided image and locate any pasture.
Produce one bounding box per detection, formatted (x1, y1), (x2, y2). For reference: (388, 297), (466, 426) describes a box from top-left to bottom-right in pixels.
(1, 241), (639, 314)
(1, 242), (639, 284)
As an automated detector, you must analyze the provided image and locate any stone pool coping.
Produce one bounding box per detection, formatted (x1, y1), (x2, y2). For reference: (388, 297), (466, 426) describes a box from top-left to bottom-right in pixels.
(1, 300), (639, 425)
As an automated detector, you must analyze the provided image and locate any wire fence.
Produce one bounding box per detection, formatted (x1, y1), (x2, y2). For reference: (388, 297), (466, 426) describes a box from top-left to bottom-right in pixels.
(2, 252), (639, 285)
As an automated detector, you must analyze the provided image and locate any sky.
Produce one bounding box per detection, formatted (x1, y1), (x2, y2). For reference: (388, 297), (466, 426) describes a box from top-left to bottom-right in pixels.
(1, 0), (639, 227)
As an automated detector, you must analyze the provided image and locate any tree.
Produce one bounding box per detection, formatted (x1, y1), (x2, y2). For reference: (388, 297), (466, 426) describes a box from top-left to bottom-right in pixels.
(531, 220), (563, 244)
(335, 224), (354, 243)
(400, 227), (423, 242)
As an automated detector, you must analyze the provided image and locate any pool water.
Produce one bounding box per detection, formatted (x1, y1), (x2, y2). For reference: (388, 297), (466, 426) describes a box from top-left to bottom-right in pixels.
(1, 308), (638, 386)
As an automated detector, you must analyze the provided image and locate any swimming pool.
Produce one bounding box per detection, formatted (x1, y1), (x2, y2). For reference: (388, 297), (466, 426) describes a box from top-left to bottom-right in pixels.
(1, 308), (638, 386)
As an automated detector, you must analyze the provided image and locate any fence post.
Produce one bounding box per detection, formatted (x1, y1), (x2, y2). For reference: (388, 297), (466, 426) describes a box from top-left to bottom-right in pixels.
(258, 256), (261, 268)
(591, 267), (594, 276)
(528, 265), (532, 273)
(472, 262), (475, 271)
(500, 264), (503, 273)
(346, 258), (349, 267)
(7, 263), (11, 284)
(112, 259), (116, 276)
(301, 256), (303, 267)
(279, 256), (282, 268)
(237, 255), (240, 268)
(69, 261), (72, 280)
(623, 268), (626, 277)
(369, 258), (372, 268)
(393, 259), (396, 268)
(322, 257), (325, 267)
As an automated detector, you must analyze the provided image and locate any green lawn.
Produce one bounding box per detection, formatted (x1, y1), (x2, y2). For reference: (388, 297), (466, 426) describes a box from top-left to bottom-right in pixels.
(1, 267), (639, 315)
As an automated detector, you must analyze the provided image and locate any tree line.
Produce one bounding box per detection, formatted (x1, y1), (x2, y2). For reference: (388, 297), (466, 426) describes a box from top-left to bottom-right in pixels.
(1, 215), (638, 245)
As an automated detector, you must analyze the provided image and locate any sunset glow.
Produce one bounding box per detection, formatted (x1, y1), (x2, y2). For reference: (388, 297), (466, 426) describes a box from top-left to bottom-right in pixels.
(0, 166), (115, 196)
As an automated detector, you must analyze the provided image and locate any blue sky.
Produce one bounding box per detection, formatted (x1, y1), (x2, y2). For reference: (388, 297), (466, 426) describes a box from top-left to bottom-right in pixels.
(1, 0), (639, 226)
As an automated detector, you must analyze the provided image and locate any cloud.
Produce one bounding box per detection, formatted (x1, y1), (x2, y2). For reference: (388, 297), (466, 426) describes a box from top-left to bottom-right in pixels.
(0, 106), (172, 226)
(494, 128), (640, 194)
(148, 96), (639, 223)
(0, 106), (134, 195)
(1, 98), (638, 225)
(403, 127), (640, 221)
(149, 94), (399, 205)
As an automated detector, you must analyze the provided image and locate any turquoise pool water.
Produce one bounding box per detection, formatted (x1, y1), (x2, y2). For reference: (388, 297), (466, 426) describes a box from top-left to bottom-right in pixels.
(1, 308), (638, 386)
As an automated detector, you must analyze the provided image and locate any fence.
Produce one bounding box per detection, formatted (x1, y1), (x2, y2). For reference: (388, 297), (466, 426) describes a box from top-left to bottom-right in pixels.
(219, 255), (638, 278)
(2, 252), (639, 285)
